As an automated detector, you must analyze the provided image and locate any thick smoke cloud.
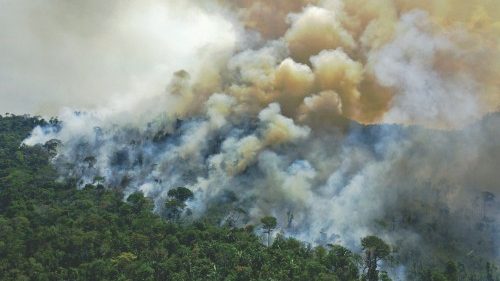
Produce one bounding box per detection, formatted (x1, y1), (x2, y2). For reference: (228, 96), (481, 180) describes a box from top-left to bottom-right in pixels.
(370, 11), (483, 128)
(18, 0), (500, 278)
(0, 0), (236, 115)
(218, 0), (319, 40)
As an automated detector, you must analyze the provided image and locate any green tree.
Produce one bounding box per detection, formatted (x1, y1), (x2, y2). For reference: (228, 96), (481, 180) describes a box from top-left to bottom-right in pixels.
(164, 187), (193, 221)
(127, 191), (153, 213)
(324, 245), (359, 281)
(260, 216), (277, 247)
(361, 235), (391, 281)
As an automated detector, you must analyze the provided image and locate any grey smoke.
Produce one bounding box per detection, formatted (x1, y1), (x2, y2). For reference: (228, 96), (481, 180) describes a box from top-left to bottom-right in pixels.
(12, 1), (500, 279)
(0, 0), (236, 115)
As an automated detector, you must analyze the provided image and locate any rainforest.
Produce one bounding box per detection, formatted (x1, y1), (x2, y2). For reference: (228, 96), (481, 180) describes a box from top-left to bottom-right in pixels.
(1, 0), (499, 280)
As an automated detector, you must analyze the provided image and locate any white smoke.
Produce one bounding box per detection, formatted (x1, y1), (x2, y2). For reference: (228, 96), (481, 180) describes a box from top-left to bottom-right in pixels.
(0, 0), (236, 115)
(13, 0), (500, 279)
(370, 11), (481, 128)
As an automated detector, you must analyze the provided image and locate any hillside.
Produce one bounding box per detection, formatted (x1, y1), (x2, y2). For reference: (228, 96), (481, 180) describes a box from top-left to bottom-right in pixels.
(0, 114), (498, 280)
(0, 114), (365, 280)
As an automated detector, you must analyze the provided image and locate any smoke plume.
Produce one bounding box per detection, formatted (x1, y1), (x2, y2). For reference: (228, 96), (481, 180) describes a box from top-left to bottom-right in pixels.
(15, 0), (500, 278)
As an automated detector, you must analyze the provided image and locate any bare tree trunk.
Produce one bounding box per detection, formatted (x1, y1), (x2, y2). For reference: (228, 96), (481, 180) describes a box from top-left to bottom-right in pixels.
(366, 249), (378, 281)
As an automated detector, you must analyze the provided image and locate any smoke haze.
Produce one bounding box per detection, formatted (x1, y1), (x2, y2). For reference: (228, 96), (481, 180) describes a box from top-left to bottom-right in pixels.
(9, 0), (500, 278)
(0, 0), (236, 115)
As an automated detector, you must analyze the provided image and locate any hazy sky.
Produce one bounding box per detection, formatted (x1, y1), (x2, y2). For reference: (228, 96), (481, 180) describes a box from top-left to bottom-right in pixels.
(0, 0), (235, 116)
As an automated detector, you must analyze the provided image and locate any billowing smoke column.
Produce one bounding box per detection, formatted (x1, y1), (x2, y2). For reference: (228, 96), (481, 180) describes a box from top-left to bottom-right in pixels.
(23, 0), (500, 276)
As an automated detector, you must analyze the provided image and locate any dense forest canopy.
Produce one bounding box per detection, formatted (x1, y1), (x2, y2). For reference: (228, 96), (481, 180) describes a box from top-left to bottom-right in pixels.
(0, 114), (498, 281)
(2, 0), (500, 280)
